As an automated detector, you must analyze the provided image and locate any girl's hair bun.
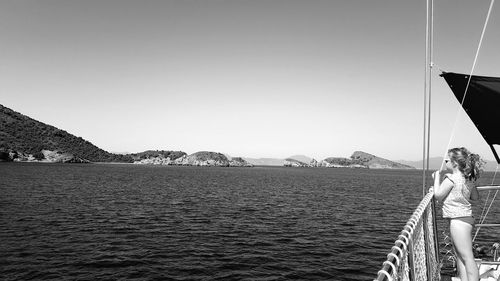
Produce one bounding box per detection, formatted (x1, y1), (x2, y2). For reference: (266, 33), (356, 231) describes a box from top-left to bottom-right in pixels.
(448, 147), (485, 181)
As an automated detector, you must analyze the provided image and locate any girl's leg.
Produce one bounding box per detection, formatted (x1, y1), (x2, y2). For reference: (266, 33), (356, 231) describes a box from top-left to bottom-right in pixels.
(449, 219), (468, 280)
(450, 219), (479, 281)
(453, 243), (467, 281)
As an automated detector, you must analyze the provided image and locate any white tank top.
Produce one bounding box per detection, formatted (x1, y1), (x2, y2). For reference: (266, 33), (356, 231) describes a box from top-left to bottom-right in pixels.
(442, 173), (474, 218)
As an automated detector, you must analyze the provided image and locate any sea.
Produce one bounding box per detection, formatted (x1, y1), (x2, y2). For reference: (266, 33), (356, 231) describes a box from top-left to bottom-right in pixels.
(1, 163), (499, 281)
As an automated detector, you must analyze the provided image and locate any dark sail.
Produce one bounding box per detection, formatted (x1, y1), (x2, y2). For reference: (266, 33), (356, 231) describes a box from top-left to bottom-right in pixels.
(441, 72), (500, 163)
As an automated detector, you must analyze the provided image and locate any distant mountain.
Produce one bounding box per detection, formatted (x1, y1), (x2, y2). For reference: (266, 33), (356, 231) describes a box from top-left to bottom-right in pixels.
(397, 157), (499, 171)
(396, 157), (444, 170)
(287, 155), (313, 163)
(0, 104), (132, 162)
(243, 157), (284, 166)
(243, 155), (317, 166)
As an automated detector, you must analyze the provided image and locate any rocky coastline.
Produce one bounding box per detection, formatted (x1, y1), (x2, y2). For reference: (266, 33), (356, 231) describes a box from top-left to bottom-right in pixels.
(282, 151), (414, 169)
(132, 151), (253, 167)
(1, 150), (90, 163)
(0, 104), (417, 169)
(283, 157), (367, 168)
(1, 149), (253, 167)
(0, 148), (413, 169)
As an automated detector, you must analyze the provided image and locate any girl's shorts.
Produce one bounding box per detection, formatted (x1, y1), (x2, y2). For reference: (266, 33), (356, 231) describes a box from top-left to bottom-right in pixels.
(451, 216), (475, 226)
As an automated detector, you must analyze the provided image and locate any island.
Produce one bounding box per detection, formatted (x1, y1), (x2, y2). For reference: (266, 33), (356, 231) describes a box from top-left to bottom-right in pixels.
(0, 103), (413, 169)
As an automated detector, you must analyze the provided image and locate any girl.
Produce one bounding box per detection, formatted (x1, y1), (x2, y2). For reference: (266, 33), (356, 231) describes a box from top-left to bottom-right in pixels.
(432, 147), (484, 281)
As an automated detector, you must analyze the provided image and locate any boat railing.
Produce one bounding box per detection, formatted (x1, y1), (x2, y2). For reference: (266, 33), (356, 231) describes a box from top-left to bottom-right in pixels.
(375, 185), (499, 281)
(374, 191), (441, 281)
(477, 185), (500, 191)
(476, 185), (500, 228)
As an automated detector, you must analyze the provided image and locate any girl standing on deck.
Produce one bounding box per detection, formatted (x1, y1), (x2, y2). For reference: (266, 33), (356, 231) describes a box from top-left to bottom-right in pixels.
(432, 147), (484, 281)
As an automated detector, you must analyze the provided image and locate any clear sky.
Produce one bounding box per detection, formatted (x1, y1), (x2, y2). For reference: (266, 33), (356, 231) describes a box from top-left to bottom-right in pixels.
(1, 0), (499, 161)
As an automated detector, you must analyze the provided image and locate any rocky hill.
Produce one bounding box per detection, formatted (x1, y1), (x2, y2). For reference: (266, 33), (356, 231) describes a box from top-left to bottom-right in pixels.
(131, 150), (187, 165)
(321, 157), (367, 168)
(131, 150), (186, 160)
(228, 157), (254, 167)
(0, 104), (415, 169)
(350, 151), (414, 169)
(173, 151), (253, 167)
(0, 104), (253, 166)
(290, 152), (415, 169)
(284, 157), (320, 167)
(284, 158), (309, 167)
(131, 150), (253, 167)
(0, 104), (132, 162)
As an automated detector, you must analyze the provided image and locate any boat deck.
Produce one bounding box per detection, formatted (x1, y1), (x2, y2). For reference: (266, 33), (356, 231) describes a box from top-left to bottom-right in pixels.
(442, 260), (500, 281)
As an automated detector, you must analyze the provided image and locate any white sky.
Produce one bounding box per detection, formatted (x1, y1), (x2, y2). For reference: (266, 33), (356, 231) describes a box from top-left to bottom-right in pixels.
(1, 0), (499, 161)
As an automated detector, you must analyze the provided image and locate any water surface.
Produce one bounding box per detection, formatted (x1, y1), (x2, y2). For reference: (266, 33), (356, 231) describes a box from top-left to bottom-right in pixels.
(1, 163), (498, 280)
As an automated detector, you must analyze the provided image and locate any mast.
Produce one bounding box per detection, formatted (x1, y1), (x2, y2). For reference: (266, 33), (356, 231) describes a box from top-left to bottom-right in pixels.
(424, 2), (440, 279)
(422, 0), (433, 196)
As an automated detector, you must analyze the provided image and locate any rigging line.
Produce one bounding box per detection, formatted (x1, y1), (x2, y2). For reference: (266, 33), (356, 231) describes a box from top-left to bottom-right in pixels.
(481, 189), (499, 223)
(473, 164), (499, 241)
(478, 165), (499, 222)
(478, 191), (492, 223)
(480, 166), (500, 222)
(439, 0), (496, 171)
(479, 190), (498, 225)
(474, 192), (499, 241)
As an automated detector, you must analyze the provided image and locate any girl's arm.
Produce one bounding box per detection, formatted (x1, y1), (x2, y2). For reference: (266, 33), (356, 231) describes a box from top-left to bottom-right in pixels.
(432, 171), (454, 201)
(469, 184), (479, 202)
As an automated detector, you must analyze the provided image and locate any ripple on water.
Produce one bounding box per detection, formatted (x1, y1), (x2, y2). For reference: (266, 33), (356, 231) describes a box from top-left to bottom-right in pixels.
(1, 163), (499, 280)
